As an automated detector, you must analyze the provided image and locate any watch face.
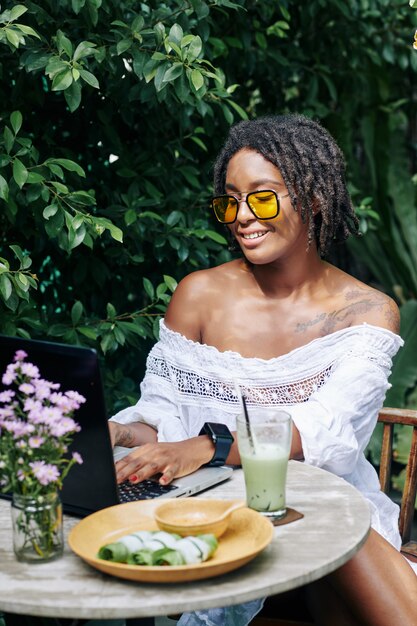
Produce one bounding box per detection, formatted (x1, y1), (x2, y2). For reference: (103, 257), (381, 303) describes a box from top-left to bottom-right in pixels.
(208, 423), (232, 438)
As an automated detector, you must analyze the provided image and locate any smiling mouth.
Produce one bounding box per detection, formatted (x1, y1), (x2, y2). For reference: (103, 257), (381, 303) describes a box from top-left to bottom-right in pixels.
(241, 231), (269, 240)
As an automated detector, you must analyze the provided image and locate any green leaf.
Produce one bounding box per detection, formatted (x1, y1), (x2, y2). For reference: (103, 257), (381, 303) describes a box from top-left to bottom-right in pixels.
(52, 69), (73, 91)
(0, 174), (9, 201)
(3, 290), (19, 311)
(203, 230), (227, 244)
(56, 30), (73, 58)
(17, 272), (29, 288)
(77, 326), (97, 340)
(173, 72), (188, 102)
(71, 300), (83, 325)
(79, 69), (100, 89)
(186, 36), (202, 62)
(51, 181), (69, 193)
(228, 100), (248, 120)
(0, 273), (12, 301)
(169, 24), (183, 46)
(10, 111), (22, 135)
(26, 172), (45, 183)
(5, 29), (21, 48)
(221, 103), (234, 125)
(163, 63), (184, 83)
(93, 217), (123, 242)
(3, 127), (14, 153)
(43, 205), (59, 219)
(47, 163), (64, 178)
(117, 38), (132, 55)
(190, 69), (204, 91)
(190, 136), (208, 152)
(47, 158), (85, 177)
(45, 57), (68, 78)
(16, 24), (40, 39)
(72, 0), (86, 12)
(12, 158), (28, 188)
(64, 80), (82, 112)
(143, 277), (155, 299)
(73, 40), (96, 61)
(23, 52), (50, 71)
(9, 5), (27, 20)
(167, 210), (182, 226)
(9, 244), (24, 263)
(163, 275), (178, 292)
(68, 222), (87, 249)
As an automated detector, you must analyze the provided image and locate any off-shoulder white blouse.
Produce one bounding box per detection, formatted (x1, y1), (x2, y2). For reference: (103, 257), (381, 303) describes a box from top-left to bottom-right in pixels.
(111, 319), (404, 550)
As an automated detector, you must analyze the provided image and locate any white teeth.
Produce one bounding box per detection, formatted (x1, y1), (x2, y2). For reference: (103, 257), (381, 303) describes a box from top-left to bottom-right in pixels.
(242, 231), (267, 240)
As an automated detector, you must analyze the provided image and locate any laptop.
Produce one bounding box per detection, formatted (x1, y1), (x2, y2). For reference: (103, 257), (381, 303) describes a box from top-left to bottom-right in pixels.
(0, 335), (233, 517)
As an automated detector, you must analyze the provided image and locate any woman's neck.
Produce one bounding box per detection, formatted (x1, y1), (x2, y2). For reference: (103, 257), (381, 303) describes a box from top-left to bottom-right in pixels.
(244, 248), (326, 299)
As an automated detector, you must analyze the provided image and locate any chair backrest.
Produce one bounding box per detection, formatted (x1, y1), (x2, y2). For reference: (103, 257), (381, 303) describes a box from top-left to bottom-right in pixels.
(377, 407), (417, 544)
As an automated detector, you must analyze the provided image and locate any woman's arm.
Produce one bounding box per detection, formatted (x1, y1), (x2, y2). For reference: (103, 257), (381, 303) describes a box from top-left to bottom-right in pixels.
(108, 421), (157, 448)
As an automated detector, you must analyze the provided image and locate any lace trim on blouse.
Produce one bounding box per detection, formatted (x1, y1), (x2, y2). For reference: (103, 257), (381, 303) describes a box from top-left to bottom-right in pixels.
(147, 355), (334, 406)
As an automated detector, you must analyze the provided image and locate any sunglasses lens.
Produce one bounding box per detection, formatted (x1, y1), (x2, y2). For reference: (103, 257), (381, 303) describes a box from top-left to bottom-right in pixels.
(212, 196), (238, 223)
(247, 190), (279, 219)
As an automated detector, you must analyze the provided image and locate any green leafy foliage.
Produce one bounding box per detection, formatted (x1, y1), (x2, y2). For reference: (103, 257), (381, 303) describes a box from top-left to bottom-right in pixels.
(1, 0), (416, 427)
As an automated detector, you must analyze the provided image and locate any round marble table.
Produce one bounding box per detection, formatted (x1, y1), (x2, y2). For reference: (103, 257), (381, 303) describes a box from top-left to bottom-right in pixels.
(0, 461), (370, 620)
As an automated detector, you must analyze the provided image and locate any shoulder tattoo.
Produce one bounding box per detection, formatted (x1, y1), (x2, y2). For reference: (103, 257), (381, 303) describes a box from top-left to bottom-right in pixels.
(295, 286), (400, 335)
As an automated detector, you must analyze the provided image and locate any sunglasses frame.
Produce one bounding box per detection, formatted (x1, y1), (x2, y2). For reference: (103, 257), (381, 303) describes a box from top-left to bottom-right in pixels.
(211, 189), (289, 224)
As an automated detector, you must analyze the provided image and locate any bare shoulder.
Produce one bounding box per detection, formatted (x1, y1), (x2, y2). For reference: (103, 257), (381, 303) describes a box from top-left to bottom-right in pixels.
(340, 275), (400, 334)
(164, 261), (240, 340)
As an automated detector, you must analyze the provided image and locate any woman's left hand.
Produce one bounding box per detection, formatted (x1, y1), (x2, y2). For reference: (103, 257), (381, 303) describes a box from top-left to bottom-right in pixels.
(114, 437), (214, 485)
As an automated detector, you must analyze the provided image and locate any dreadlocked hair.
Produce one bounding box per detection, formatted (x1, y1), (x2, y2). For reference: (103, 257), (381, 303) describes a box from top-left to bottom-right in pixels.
(213, 114), (360, 258)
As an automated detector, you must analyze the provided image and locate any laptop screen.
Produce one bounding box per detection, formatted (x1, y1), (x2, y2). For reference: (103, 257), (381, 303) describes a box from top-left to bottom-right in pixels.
(0, 335), (119, 516)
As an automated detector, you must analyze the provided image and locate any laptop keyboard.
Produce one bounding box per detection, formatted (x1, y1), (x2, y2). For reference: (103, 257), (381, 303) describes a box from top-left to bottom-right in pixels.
(118, 479), (179, 502)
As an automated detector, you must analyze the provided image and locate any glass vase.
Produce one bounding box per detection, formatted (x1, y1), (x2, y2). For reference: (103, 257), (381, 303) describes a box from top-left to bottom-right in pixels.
(11, 491), (64, 563)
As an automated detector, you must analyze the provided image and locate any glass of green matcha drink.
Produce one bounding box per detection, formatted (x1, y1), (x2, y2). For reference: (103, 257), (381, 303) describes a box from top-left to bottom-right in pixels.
(236, 409), (292, 520)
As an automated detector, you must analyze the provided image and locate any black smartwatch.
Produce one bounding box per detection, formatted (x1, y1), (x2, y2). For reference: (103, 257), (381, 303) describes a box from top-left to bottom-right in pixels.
(199, 422), (234, 467)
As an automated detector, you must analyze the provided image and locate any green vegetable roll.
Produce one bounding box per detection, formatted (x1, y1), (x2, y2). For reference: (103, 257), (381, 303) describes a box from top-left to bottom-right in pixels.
(98, 530), (218, 566)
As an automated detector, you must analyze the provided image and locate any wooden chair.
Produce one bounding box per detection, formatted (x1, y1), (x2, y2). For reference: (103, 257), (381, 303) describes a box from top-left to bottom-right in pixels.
(378, 407), (417, 560)
(252, 407), (417, 625)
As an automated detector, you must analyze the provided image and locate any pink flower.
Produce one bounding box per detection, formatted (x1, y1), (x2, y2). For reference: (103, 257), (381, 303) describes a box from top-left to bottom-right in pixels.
(0, 407), (16, 419)
(2, 365), (18, 385)
(72, 451), (83, 464)
(29, 436), (44, 448)
(30, 460), (60, 485)
(20, 362), (40, 379)
(14, 350), (28, 361)
(0, 390), (15, 403)
(18, 383), (35, 395)
(4, 419), (34, 438)
(39, 406), (63, 425)
(50, 417), (79, 437)
(65, 390), (86, 405)
(32, 379), (53, 401)
(0, 353), (83, 497)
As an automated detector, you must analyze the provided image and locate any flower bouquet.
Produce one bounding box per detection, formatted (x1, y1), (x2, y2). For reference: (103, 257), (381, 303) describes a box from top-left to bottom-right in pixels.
(0, 349), (85, 562)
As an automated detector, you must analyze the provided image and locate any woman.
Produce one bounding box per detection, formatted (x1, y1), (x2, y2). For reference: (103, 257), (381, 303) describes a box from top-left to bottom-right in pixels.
(109, 114), (417, 625)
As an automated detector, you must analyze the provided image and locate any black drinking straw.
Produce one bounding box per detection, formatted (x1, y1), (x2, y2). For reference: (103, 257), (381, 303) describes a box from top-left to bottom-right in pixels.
(241, 394), (255, 451)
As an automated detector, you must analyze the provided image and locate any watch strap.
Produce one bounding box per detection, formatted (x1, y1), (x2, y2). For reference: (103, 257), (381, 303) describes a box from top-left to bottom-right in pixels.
(199, 422), (234, 467)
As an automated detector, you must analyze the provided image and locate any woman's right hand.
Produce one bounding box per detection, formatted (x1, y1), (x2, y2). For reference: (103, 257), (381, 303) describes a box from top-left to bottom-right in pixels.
(114, 436), (215, 485)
